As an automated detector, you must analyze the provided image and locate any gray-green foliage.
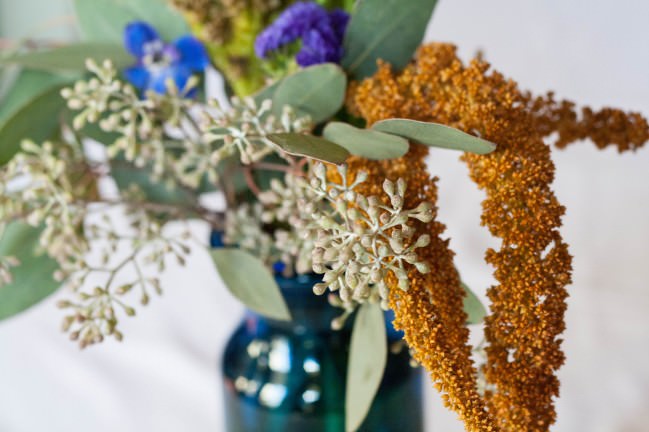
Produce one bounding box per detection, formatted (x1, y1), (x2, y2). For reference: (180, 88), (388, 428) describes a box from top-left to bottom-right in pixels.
(345, 302), (387, 432)
(111, 160), (199, 208)
(322, 121), (409, 160)
(266, 133), (350, 164)
(210, 248), (291, 321)
(0, 80), (70, 164)
(341, 0), (439, 79)
(272, 63), (347, 124)
(0, 223), (59, 320)
(251, 78), (282, 106)
(73, 0), (189, 43)
(462, 282), (487, 325)
(372, 119), (497, 154)
(0, 70), (71, 126)
(0, 43), (132, 72)
(0, 69), (72, 177)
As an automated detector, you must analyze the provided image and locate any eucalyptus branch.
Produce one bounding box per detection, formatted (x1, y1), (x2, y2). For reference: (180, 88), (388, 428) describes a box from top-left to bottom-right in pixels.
(57, 210), (197, 348)
(201, 97), (312, 167)
(0, 137), (219, 348)
(250, 161), (296, 174)
(243, 165), (262, 196)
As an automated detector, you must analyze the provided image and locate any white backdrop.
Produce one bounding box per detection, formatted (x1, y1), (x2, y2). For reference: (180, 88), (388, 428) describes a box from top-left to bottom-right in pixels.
(1, 1), (649, 431)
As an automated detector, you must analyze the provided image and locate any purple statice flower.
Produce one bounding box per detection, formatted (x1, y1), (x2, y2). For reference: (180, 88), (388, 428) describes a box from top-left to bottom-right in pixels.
(254, 2), (350, 67)
(123, 21), (209, 95)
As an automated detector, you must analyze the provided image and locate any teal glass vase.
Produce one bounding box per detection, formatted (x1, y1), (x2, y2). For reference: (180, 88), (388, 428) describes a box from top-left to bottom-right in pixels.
(221, 273), (424, 431)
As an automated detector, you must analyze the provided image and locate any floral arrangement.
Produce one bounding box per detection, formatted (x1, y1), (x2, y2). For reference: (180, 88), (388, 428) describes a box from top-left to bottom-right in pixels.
(1, 1), (647, 431)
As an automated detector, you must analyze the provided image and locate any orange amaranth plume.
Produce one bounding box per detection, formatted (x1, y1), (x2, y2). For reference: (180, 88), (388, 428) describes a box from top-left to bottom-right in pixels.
(333, 145), (499, 431)
(524, 91), (649, 152)
(347, 42), (647, 431)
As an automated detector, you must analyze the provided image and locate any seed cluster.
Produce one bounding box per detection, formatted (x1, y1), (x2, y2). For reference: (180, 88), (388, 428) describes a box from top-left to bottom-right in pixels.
(0, 138), (197, 348)
(310, 163), (433, 312)
(0, 140), (93, 283)
(62, 59), (197, 184)
(257, 173), (323, 275)
(226, 162), (435, 324)
(202, 98), (312, 166)
(63, 61), (311, 190)
(224, 203), (276, 264)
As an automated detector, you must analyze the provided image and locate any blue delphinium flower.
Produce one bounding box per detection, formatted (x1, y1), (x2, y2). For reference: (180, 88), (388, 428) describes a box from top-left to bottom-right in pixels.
(254, 2), (350, 67)
(123, 21), (209, 95)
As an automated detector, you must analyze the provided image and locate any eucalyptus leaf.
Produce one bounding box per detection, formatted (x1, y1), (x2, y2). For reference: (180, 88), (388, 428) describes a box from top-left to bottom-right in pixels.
(210, 248), (291, 321)
(372, 119), (496, 154)
(461, 282), (487, 325)
(0, 43), (132, 72)
(266, 133), (350, 164)
(0, 70), (71, 126)
(111, 160), (198, 208)
(346, 302), (387, 432)
(0, 83), (68, 165)
(272, 63), (346, 124)
(0, 223), (59, 321)
(322, 122), (409, 160)
(252, 78), (282, 106)
(73, 0), (190, 43)
(0, 65), (16, 99)
(341, 0), (438, 79)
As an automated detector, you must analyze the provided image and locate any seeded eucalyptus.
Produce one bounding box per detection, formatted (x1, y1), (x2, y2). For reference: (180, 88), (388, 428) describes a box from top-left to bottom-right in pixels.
(2, 55), (465, 344)
(308, 164), (433, 312)
(0, 5), (493, 355)
(0, 136), (197, 347)
(62, 59), (197, 182)
(225, 160), (434, 328)
(13, 56), (378, 345)
(224, 203), (276, 265)
(62, 60), (313, 191)
(201, 97), (313, 166)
